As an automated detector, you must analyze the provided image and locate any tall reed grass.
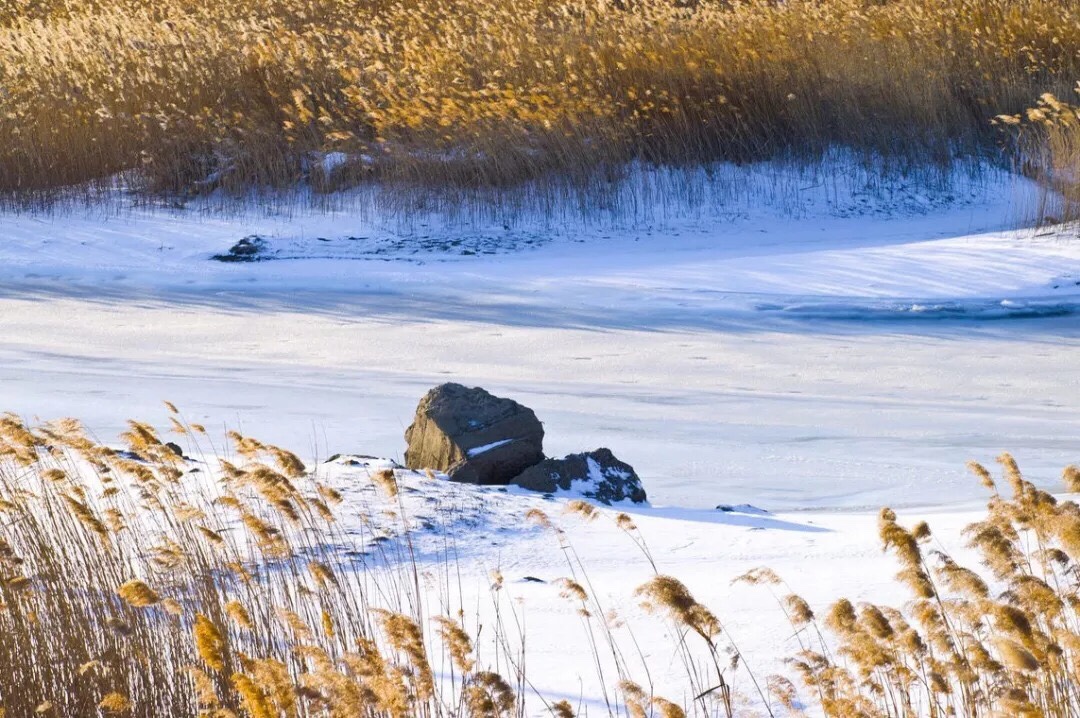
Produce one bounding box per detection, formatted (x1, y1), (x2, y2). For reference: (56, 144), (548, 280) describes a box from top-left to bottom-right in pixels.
(1000, 84), (1080, 223)
(2, 0), (1079, 209)
(0, 411), (539, 717)
(2, 406), (1080, 716)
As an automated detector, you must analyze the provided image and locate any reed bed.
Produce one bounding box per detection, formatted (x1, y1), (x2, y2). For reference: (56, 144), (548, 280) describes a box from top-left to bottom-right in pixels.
(0, 410), (539, 717)
(739, 456), (1080, 717)
(3, 405), (1080, 716)
(1, 0), (1079, 210)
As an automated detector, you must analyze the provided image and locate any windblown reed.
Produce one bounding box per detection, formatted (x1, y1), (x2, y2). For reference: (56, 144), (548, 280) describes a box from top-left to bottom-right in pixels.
(2, 0), (1078, 208)
(0, 412), (530, 717)
(4, 406), (1080, 716)
(742, 455), (1080, 717)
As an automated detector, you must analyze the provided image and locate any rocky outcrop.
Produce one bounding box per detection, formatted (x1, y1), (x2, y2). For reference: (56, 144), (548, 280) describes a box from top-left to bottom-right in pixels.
(403, 383), (544, 485)
(510, 448), (647, 504)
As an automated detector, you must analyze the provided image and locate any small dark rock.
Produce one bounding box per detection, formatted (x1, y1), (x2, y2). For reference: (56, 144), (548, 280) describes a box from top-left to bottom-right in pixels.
(325, 454), (401, 468)
(511, 448), (647, 505)
(716, 504), (770, 515)
(212, 236), (267, 263)
(164, 441), (184, 457)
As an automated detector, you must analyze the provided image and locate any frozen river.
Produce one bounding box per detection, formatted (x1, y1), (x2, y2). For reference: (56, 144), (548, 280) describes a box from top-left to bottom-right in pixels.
(1, 168), (1077, 510)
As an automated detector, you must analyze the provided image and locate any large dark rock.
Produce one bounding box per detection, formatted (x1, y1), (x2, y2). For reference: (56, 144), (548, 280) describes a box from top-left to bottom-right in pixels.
(404, 383), (545, 485)
(511, 448), (647, 505)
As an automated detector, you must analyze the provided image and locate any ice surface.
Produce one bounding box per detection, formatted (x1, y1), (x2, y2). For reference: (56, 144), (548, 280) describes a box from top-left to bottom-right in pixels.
(0, 163), (1076, 511)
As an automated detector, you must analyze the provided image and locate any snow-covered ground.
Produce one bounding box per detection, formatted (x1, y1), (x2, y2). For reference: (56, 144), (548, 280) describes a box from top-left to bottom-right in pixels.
(260, 454), (1012, 714)
(2, 162), (1079, 712)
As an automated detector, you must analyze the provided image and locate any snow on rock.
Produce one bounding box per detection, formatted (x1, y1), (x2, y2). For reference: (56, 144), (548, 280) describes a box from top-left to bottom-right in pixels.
(466, 438), (515, 457)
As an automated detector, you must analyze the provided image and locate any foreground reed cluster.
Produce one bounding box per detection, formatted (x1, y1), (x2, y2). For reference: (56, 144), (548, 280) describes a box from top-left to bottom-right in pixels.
(2, 0), (1079, 208)
(0, 410), (538, 717)
(3, 405), (1080, 717)
(738, 456), (1080, 717)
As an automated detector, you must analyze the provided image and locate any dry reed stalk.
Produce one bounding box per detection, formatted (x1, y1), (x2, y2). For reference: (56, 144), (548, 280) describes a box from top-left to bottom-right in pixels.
(1, 0), (1078, 212)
